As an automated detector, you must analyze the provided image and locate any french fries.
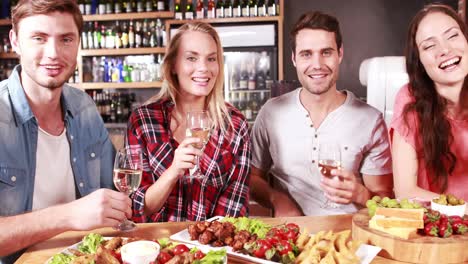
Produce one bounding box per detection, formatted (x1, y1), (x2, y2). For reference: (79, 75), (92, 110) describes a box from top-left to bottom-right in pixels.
(295, 229), (362, 264)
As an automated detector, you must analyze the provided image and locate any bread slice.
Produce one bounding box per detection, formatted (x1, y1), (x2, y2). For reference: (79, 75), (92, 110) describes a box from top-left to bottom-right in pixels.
(369, 217), (418, 239)
(375, 207), (424, 221)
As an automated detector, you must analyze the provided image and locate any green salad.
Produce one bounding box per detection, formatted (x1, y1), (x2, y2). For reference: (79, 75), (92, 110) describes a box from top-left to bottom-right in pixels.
(222, 217), (271, 238)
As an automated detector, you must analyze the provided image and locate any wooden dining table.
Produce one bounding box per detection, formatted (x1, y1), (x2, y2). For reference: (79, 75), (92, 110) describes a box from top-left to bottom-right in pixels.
(15, 214), (403, 264)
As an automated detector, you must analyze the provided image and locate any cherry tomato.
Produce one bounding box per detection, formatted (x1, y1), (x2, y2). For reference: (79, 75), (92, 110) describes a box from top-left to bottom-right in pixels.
(156, 251), (173, 264)
(276, 240), (293, 256)
(110, 250), (122, 263)
(172, 244), (190, 256)
(253, 239), (272, 259)
(286, 223), (300, 232)
(267, 227), (286, 240)
(285, 229), (298, 242)
(265, 236), (279, 246)
(193, 250), (205, 260)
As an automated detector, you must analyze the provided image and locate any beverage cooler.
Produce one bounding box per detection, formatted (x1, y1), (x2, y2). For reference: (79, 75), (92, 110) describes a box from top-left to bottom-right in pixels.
(171, 23), (278, 123)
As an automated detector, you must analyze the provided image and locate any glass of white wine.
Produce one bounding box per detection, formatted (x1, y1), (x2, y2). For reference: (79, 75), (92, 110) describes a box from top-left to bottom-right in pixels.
(317, 142), (342, 209)
(113, 147), (143, 231)
(186, 110), (211, 179)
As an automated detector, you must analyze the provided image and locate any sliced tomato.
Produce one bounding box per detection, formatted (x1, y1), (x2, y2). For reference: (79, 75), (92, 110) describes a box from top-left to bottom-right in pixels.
(172, 244), (190, 255)
(265, 236), (279, 246)
(285, 229), (298, 242)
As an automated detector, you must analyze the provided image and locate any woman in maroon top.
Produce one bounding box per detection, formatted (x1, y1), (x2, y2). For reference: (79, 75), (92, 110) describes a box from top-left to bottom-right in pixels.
(126, 22), (251, 222)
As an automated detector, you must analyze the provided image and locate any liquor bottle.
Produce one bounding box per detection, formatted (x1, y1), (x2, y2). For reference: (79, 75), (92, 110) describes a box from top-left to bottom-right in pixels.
(93, 22), (101, 49)
(185, 0), (194, 19)
(128, 20), (135, 48)
(248, 67), (256, 90)
(115, 0), (123, 13)
(250, 93), (259, 119)
(100, 25), (107, 49)
(241, 0), (249, 17)
(125, 0), (133, 12)
(78, 0), (86, 14)
(87, 22), (94, 49)
(84, 0), (92, 14)
(106, 0), (114, 14)
(224, 0), (232, 18)
(115, 21), (123, 49)
(207, 0), (215, 19)
(150, 21), (158, 47)
(135, 21), (143, 48)
(98, 0), (106, 14)
(142, 19), (151, 47)
(248, 0), (257, 17)
(257, 0), (265, 16)
(239, 62), (248, 90)
(137, 0), (145, 12)
(81, 22), (88, 49)
(216, 0), (224, 18)
(157, 0), (165, 11)
(238, 92), (247, 116)
(267, 0), (276, 16)
(156, 19), (163, 47)
(106, 26), (116, 49)
(121, 21), (129, 48)
(196, 0), (204, 19)
(230, 65), (240, 91)
(232, 0), (241, 17)
(244, 93), (253, 121)
(265, 70), (273, 90)
(145, 0), (153, 11)
(174, 0), (183, 19)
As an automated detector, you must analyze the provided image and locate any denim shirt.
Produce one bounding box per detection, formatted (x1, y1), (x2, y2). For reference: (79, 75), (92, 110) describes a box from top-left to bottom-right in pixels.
(0, 66), (115, 263)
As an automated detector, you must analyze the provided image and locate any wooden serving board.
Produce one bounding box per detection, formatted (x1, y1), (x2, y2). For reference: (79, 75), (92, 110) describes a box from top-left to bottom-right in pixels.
(352, 209), (468, 264)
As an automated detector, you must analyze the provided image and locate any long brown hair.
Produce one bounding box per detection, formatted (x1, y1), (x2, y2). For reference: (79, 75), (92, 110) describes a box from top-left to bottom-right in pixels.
(151, 22), (232, 133)
(12, 0), (83, 35)
(404, 4), (468, 191)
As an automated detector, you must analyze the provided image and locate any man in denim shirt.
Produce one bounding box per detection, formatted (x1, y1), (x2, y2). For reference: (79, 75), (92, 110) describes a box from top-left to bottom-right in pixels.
(0, 0), (131, 262)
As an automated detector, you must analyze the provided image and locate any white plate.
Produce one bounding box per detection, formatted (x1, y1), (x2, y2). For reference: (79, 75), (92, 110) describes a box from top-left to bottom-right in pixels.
(45, 236), (227, 264)
(169, 216), (381, 264)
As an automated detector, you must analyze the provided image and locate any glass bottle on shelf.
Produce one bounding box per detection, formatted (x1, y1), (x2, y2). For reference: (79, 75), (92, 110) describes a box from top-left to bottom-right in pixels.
(224, 0), (233, 17)
(121, 21), (129, 48)
(145, 0), (154, 11)
(207, 0), (215, 19)
(128, 20), (135, 48)
(257, 0), (266, 16)
(157, 0), (165, 11)
(174, 0), (183, 19)
(248, 0), (257, 17)
(81, 22), (89, 49)
(115, 21), (123, 49)
(78, 0), (86, 14)
(84, 0), (92, 14)
(125, 0), (133, 12)
(232, 0), (241, 17)
(87, 22), (94, 49)
(106, 0), (114, 14)
(216, 0), (224, 18)
(248, 66), (256, 90)
(244, 93), (253, 121)
(267, 0), (276, 16)
(230, 65), (240, 91)
(137, 0), (145, 12)
(98, 0), (106, 14)
(239, 62), (248, 90)
(241, 0), (249, 17)
(135, 21), (142, 48)
(185, 0), (194, 19)
(196, 0), (205, 19)
(115, 0), (123, 13)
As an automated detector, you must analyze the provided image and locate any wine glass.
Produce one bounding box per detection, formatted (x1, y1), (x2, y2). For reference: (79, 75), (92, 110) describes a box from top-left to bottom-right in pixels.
(317, 142), (342, 209)
(113, 147), (143, 231)
(186, 110), (212, 179)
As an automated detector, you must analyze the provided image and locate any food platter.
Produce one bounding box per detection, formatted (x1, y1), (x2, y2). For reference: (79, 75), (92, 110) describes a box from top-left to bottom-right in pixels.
(45, 236), (227, 264)
(170, 216), (381, 264)
(352, 209), (468, 264)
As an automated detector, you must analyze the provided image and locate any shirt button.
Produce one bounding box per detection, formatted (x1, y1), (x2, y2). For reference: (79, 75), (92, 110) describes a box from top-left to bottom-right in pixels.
(79, 182), (84, 187)
(313, 147), (316, 151)
(315, 134), (318, 138)
(312, 160), (315, 163)
(11, 176), (16, 182)
(310, 124), (313, 128)
(70, 135), (74, 140)
(90, 152), (96, 158)
(73, 157), (77, 163)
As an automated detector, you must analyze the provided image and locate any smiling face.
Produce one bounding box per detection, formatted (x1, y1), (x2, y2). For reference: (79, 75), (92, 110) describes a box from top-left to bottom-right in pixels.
(10, 11), (79, 90)
(292, 28), (343, 96)
(173, 30), (219, 99)
(415, 11), (468, 89)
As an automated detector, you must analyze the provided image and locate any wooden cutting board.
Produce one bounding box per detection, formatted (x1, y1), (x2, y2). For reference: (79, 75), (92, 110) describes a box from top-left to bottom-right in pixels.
(352, 209), (468, 264)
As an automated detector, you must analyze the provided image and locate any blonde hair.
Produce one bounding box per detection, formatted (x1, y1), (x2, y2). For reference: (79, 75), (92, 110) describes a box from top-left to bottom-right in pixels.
(151, 22), (232, 133)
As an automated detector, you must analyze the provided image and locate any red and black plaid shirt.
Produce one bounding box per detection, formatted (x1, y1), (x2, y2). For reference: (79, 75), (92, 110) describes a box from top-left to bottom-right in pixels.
(127, 99), (251, 222)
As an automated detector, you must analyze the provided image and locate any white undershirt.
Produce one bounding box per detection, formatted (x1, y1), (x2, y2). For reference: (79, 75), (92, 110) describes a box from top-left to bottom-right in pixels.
(32, 127), (76, 211)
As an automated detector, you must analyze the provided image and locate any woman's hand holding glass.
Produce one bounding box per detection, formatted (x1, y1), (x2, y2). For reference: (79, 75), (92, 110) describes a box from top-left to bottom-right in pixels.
(185, 110), (212, 179)
(169, 137), (204, 178)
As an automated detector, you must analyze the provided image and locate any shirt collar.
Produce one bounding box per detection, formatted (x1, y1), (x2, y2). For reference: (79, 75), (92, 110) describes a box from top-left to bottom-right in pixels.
(8, 65), (76, 126)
